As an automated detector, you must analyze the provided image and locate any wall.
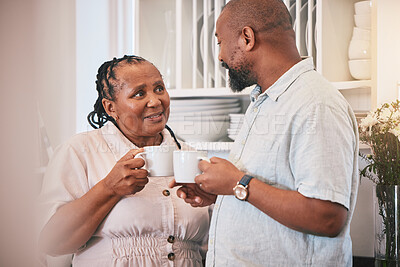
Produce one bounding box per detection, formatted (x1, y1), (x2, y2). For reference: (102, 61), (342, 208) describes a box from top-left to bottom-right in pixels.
(35, 0), (76, 148)
(351, 153), (375, 257)
(375, 0), (400, 104)
(76, 0), (133, 134)
(75, 0), (110, 134)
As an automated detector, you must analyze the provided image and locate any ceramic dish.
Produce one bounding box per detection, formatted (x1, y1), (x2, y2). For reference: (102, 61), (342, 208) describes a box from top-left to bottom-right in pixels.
(193, 10), (226, 83)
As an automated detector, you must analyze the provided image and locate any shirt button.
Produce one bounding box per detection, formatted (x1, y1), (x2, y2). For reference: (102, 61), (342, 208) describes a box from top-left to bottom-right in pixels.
(162, 189), (170, 196)
(168, 252), (175, 261)
(253, 107), (258, 113)
(241, 140), (245, 145)
(167, 235), (175, 243)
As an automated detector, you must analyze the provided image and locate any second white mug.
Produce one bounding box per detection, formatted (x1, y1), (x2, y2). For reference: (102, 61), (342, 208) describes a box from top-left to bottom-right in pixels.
(173, 150), (209, 183)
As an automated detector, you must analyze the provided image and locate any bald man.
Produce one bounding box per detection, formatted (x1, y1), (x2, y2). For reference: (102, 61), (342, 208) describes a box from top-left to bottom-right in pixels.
(171, 0), (359, 266)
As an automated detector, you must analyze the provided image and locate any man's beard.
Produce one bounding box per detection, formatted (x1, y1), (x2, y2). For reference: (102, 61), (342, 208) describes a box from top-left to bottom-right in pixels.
(221, 61), (256, 92)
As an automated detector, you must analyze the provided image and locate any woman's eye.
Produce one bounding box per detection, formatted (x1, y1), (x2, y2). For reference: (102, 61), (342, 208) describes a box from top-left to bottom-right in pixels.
(133, 91), (145, 98)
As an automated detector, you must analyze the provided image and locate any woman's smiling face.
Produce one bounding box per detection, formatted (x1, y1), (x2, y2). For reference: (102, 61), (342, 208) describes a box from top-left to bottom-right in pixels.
(104, 61), (170, 144)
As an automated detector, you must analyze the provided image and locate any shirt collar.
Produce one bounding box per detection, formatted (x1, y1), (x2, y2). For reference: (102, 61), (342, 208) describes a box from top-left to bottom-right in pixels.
(250, 57), (314, 102)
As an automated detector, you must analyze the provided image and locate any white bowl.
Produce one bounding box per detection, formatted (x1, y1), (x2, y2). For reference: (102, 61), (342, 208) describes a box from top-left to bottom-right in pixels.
(348, 39), (370, 60)
(352, 27), (371, 40)
(348, 59), (371, 80)
(229, 114), (245, 118)
(167, 119), (230, 142)
(354, 14), (371, 29)
(354, 1), (372, 15)
(229, 114), (245, 121)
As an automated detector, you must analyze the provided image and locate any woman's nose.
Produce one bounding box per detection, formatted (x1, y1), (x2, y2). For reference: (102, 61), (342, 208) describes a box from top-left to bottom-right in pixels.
(147, 94), (162, 107)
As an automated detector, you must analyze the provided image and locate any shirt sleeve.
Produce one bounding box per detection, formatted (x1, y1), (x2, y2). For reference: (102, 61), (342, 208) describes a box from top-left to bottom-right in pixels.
(37, 141), (90, 232)
(289, 103), (356, 209)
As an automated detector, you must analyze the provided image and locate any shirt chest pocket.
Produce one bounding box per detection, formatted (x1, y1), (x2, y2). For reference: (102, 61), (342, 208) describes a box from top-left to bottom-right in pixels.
(238, 138), (279, 184)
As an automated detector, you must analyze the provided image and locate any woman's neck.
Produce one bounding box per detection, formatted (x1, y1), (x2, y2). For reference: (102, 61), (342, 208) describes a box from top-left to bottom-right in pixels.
(129, 132), (163, 148)
(114, 122), (164, 148)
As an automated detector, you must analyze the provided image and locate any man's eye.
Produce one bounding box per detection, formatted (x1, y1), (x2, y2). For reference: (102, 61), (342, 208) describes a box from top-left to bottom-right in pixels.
(155, 86), (165, 93)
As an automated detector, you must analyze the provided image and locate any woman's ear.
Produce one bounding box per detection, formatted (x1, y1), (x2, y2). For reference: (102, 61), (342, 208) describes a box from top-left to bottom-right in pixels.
(102, 98), (117, 119)
(241, 26), (255, 51)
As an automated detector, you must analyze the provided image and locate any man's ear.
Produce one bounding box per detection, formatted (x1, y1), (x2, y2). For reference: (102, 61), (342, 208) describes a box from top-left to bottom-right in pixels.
(241, 26), (256, 51)
(102, 98), (116, 118)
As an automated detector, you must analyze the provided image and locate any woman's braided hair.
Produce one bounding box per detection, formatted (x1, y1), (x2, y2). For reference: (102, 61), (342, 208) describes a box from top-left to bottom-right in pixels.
(87, 55), (147, 129)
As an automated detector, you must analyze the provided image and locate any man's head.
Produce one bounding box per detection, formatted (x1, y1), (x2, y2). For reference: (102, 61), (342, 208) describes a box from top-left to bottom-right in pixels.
(215, 0), (298, 92)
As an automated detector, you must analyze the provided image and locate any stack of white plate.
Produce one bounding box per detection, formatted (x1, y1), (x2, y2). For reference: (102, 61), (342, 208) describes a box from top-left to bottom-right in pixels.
(167, 98), (241, 142)
(227, 114), (245, 141)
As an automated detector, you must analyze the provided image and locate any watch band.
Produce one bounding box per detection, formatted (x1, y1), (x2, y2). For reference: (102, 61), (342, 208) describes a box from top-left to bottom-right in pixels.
(239, 174), (254, 187)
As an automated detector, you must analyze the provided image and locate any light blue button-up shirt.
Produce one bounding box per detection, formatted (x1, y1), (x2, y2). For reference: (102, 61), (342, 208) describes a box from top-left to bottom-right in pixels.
(206, 58), (359, 266)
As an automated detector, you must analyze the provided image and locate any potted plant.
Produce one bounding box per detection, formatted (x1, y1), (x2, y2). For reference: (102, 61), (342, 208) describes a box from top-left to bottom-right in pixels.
(359, 99), (400, 266)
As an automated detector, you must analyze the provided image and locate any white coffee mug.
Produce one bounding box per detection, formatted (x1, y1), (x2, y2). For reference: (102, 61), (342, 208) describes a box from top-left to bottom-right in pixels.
(173, 150), (209, 183)
(135, 145), (176, 176)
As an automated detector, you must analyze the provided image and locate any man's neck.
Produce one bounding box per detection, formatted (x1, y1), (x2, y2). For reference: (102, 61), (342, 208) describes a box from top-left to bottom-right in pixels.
(256, 55), (301, 93)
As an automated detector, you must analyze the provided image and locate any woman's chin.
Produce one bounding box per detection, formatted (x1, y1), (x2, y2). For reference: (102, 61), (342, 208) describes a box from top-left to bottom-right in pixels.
(144, 121), (166, 135)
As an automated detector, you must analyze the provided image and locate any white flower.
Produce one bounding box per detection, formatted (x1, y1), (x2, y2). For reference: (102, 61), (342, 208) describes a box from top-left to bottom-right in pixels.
(389, 125), (400, 141)
(360, 114), (379, 132)
(392, 110), (400, 121)
(379, 107), (392, 122)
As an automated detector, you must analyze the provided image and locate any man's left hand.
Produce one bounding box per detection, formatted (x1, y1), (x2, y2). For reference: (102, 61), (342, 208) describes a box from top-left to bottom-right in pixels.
(195, 157), (244, 195)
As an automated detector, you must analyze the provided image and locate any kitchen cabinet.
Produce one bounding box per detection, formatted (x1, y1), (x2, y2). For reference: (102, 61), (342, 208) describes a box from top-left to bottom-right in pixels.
(135, 0), (375, 148)
(135, 0), (375, 113)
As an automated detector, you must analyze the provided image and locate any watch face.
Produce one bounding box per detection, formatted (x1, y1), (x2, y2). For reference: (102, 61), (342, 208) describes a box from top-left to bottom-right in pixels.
(234, 185), (247, 200)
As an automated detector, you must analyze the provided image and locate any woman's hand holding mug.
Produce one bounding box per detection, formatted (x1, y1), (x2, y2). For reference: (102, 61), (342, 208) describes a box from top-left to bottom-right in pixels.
(102, 148), (149, 197)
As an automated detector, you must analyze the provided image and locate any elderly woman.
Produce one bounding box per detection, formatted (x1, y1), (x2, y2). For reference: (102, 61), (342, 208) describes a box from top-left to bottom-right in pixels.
(38, 55), (210, 266)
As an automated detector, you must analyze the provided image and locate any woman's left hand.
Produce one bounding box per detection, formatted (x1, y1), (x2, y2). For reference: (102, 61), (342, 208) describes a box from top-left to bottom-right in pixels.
(169, 180), (217, 207)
